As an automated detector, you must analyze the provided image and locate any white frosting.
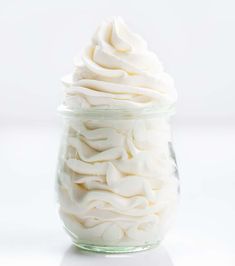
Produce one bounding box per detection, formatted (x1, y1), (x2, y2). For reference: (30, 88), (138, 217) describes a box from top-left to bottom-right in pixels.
(58, 17), (178, 246)
(62, 17), (177, 109)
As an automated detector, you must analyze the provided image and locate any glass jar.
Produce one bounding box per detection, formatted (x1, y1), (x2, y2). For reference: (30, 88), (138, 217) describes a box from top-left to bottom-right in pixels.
(56, 105), (179, 253)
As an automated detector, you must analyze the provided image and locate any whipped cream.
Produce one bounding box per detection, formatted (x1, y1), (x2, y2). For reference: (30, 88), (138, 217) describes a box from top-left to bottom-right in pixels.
(62, 17), (177, 109)
(57, 17), (178, 247)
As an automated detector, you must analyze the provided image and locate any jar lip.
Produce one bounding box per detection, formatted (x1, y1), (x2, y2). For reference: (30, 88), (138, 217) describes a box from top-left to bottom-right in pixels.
(58, 104), (176, 119)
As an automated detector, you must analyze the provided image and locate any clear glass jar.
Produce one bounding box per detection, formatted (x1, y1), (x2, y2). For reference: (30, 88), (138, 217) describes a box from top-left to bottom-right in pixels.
(56, 106), (179, 253)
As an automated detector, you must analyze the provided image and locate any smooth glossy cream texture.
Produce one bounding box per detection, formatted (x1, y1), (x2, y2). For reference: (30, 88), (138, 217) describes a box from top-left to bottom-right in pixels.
(57, 17), (178, 247)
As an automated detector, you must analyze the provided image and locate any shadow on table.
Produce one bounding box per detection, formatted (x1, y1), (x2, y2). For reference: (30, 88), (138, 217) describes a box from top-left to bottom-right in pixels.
(60, 245), (174, 266)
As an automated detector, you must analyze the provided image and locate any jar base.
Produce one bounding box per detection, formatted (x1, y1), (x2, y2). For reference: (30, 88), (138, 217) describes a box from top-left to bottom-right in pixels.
(72, 241), (161, 254)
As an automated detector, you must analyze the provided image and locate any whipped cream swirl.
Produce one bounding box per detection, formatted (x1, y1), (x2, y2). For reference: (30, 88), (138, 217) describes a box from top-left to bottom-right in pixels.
(62, 17), (177, 109)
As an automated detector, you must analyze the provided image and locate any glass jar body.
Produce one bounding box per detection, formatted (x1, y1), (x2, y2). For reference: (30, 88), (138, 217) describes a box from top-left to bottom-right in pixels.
(56, 111), (179, 253)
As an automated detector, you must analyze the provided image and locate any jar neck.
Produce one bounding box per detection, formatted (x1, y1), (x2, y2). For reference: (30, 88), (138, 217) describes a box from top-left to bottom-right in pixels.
(58, 104), (176, 120)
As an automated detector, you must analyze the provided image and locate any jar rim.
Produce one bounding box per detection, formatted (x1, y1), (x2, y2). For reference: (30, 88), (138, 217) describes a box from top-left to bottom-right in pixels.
(58, 104), (176, 119)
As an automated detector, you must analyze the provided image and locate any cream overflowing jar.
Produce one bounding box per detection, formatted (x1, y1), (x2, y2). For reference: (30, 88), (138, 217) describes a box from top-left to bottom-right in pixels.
(56, 17), (179, 253)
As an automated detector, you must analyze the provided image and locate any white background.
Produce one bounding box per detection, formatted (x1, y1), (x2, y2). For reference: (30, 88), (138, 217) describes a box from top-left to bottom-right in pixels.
(0, 1), (235, 266)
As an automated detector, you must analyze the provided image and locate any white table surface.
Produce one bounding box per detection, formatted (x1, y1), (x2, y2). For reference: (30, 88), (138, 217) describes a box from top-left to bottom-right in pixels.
(0, 123), (234, 266)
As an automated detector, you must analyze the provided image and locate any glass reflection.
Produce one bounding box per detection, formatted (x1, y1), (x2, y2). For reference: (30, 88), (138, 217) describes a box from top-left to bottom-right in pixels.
(60, 245), (174, 266)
